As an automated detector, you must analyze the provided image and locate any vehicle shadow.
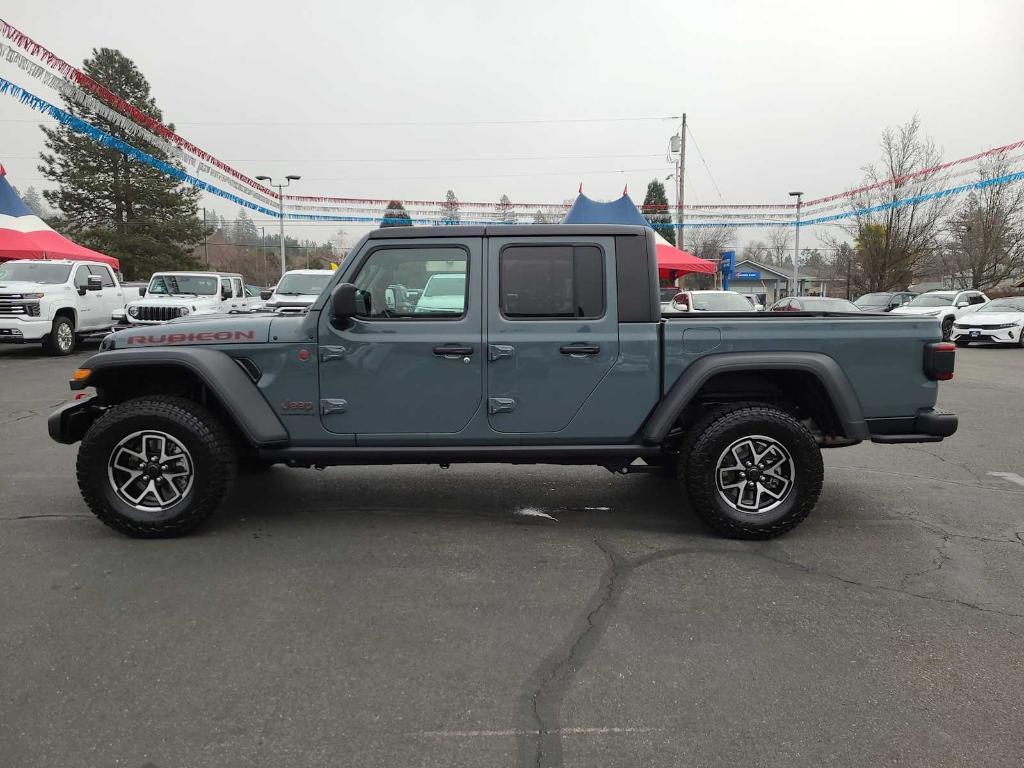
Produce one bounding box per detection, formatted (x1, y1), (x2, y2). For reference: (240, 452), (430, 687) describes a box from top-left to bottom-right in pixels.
(0, 341), (101, 360)
(213, 464), (707, 538)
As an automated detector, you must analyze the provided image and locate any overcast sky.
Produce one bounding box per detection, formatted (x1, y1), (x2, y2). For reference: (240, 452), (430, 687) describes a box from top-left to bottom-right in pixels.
(1, 0), (1022, 249)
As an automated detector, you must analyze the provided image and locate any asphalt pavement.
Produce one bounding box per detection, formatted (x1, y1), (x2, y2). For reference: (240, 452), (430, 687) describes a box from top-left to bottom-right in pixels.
(1, 341), (1023, 768)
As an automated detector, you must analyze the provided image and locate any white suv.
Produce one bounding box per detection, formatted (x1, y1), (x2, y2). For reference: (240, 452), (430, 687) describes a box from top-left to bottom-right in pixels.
(890, 289), (989, 340)
(262, 269), (334, 313)
(122, 272), (253, 326)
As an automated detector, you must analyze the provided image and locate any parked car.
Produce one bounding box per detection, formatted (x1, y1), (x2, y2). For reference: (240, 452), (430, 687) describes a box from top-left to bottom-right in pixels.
(262, 269), (334, 313)
(854, 291), (918, 312)
(245, 284), (266, 311)
(890, 289), (989, 340)
(740, 293), (765, 311)
(0, 259), (135, 355)
(414, 272), (468, 315)
(666, 290), (757, 313)
(51, 224), (957, 541)
(950, 296), (1024, 347)
(122, 272), (254, 327)
(769, 296), (861, 312)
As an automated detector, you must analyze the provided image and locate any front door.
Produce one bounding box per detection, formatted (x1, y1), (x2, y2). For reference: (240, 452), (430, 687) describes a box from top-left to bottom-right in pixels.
(485, 236), (619, 433)
(317, 238), (483, 435)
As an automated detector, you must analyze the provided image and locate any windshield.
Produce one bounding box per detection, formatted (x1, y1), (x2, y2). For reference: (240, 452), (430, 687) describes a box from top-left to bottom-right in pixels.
(0, 262), (72, 284)
(854, 293), (892, 307)
(692, 292), (756, 311)
(147, 274), (218, 296)
(802, 298), (860, 312)
(906, 293), (955, 307)
(422, 274), (466, 298)
(979, 297), (1024, 313)
(275, 273), (332, 296)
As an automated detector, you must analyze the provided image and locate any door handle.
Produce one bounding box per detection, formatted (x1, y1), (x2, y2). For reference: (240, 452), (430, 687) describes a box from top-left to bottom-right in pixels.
(433, 345), (474, 357)
(559, 344), (600, 356)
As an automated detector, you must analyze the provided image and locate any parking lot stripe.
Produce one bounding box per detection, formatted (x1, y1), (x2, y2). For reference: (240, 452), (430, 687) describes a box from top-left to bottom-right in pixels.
(987, 472), (1024, 488)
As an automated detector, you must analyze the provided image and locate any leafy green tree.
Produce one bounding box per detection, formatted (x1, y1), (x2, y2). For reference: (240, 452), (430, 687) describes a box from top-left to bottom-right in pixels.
(642, 179), (675, 246)
(441, 189), (460, 225)
(38, 48), (204, 279)
(380, 200), (412, 228)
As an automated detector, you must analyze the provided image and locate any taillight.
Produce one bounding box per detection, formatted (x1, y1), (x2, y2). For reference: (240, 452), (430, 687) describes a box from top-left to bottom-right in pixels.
(923, 341), (955, 381)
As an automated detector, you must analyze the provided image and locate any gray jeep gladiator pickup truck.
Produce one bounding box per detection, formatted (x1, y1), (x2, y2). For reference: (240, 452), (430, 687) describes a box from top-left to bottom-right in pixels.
(49, 225), (958, 539)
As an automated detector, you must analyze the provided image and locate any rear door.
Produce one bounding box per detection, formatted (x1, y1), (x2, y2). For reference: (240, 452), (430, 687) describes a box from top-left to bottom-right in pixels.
(317, 237), (483, 435)
(485, 235), (618, 433)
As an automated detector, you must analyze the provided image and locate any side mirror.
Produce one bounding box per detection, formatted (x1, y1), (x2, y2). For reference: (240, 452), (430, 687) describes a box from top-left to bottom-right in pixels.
(138, 286), (147, 297)
(331, 282), (364, 320)
(671, 292), (689, 311)
(260, 289), (273, 300)
(955, 300), (969, 309)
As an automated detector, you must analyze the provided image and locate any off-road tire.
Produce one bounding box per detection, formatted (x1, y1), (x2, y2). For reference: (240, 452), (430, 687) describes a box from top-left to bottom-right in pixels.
(954, 339), (970, 348)
(678, 403), (823, 539)
(76, 395), (237, 538)
(941, 316), (954, 341)
(43, 314), (75, 356)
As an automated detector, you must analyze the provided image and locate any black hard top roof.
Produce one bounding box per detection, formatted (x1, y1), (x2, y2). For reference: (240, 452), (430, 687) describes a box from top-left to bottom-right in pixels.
(367, 224), (650, 239)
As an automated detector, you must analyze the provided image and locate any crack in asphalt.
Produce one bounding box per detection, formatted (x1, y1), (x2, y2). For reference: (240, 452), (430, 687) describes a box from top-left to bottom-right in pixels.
(901, 445), (981, 482)
(0, 409), (38, 426)
(514, 540), (695, 768)
(514, 534), (1024, 767)
(829, 464), (1024, 495)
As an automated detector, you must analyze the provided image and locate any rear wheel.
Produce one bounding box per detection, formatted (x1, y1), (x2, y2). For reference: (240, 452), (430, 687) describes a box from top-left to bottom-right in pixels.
(76, 396), (237, 537)
(679, 404), (823, 539)
(43, 315), (75, 355)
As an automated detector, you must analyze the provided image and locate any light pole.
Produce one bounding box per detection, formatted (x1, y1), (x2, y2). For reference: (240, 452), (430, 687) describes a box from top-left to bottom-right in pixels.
(789, 191), (803, 296)
(256, 174), (300, 279)
(669, 114), (686, 250)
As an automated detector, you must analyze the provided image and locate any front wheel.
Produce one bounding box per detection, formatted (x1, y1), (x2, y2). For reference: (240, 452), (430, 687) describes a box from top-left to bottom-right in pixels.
(941, 316), (954, 341)
(43, 315), (75, 355)
(680, 404), (823, 539)
(76, 396), (237, 537)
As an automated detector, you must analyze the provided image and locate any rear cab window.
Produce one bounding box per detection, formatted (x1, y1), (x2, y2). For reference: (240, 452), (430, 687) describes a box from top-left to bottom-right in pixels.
(499, 244), (605, 319)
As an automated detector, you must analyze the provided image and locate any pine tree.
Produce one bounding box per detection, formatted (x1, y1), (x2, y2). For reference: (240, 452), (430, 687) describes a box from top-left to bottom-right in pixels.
(642, 179), (675, 246)
(38, 48), (204, 279)
(495, 194), (516, 224)
(532, 209), (552, 224)
(380, 200), (412, 228)
(232, 208), (259, 245)
(441, 189), (461, 225)
(21, 187), (45, 217)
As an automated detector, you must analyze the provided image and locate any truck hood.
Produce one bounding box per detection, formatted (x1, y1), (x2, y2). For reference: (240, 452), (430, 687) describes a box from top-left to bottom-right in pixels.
(0, 281), (71, 296)
(890, 306), (950, 316)
(104, 313), (276, 349)
(127, 295), (220, 308)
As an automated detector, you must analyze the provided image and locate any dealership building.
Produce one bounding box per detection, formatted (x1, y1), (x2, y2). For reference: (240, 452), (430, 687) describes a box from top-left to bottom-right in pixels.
(725, 259), (832, 305)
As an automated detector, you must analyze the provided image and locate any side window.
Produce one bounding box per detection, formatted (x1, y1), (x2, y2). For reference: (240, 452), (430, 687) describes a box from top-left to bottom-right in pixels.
(232, 278), (243, 298)
(220, 279), (232, 298)
(499, 244), (605, 319)
(73, 265), (91, 288)
(969, 293), (986, 305)
(88, 266), (115, 287)
(351, 246), (468, 319)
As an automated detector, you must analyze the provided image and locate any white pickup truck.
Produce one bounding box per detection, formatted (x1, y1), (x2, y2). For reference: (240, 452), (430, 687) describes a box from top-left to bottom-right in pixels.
(119, 271), (257, 327)
(0, 259), (137, 355)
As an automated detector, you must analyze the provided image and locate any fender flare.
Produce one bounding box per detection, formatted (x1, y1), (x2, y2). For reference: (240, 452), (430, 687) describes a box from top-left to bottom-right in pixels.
(73, 346), (289, 446)
(641, 351), (870, 445)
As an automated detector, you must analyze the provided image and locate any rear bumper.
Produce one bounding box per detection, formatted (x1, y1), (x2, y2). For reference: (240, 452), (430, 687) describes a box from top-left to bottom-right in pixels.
(868, 408), (959, 444)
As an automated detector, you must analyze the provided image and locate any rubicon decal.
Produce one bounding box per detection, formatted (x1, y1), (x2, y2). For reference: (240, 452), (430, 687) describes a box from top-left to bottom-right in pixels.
(126, 330), (257, 345)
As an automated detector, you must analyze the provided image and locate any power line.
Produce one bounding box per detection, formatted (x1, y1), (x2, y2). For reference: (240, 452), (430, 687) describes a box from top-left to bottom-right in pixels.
(686, 125), (726, 204)
(0, 115), (680, 127)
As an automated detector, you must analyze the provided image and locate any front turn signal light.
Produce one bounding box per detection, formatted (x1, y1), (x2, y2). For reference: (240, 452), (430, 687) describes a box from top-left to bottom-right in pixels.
(71, 368), (91, 382)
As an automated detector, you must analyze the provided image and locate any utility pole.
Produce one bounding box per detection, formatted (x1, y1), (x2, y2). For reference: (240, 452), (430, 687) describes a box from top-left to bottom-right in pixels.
(202, 207), (210, 267)
(789, 191), (803, 296)
(678, 113), (686, 251)
(255, 174), (300, 279)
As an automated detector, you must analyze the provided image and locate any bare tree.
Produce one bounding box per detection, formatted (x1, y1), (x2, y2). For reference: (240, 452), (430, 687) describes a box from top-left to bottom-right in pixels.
(740, 239), (768, 264)
(840, 116), (951, 292)
(940, 153), (1024, 289)
(766, 228), (793, 268)
(682, 225), (734, 289)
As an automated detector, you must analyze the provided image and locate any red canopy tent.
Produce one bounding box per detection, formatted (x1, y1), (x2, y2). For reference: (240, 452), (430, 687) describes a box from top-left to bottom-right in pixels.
(561, 189), (715, 276)
(0, 166), (119, 270)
